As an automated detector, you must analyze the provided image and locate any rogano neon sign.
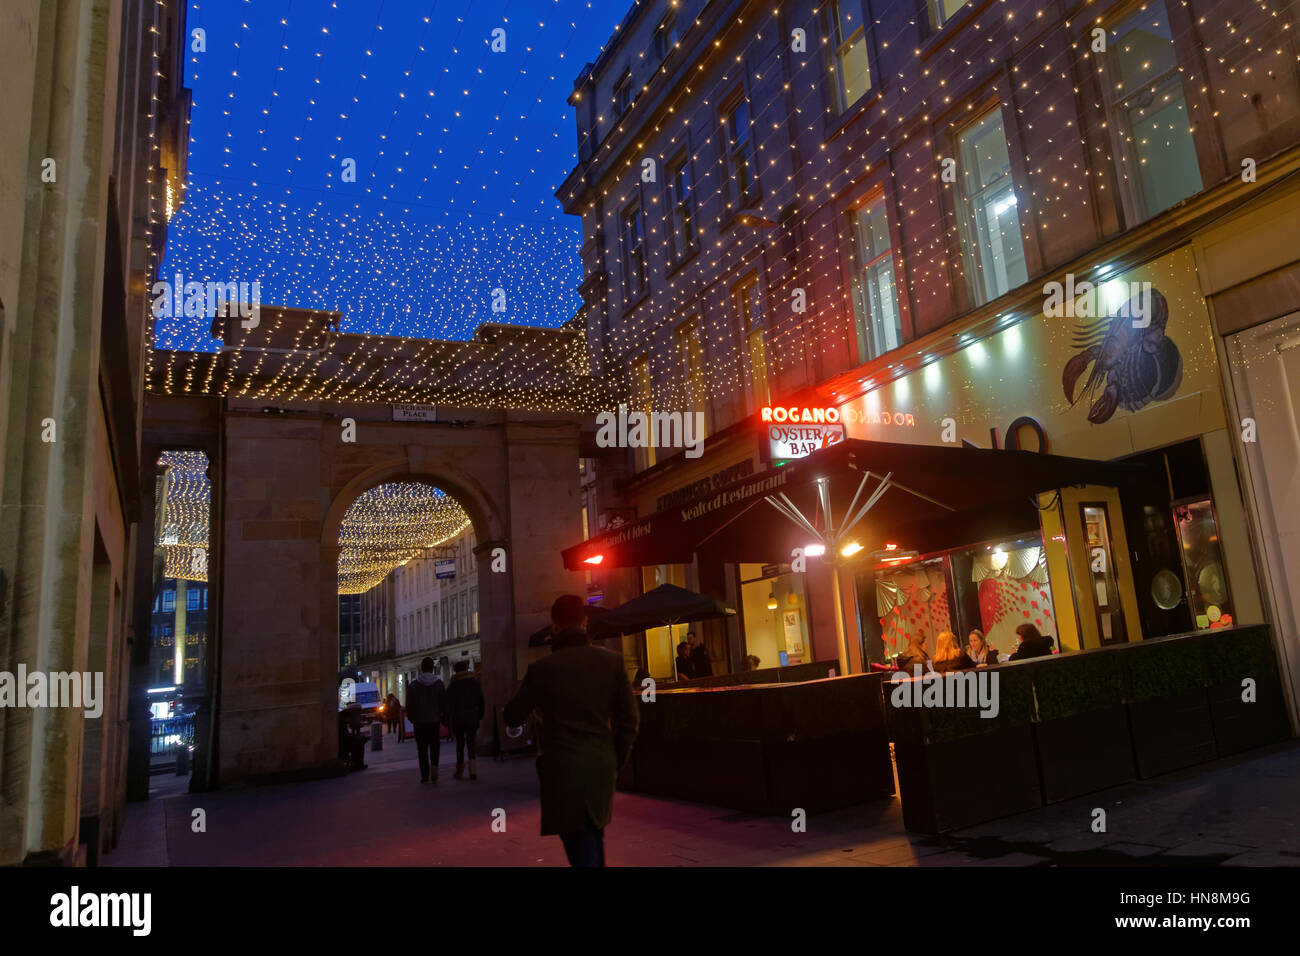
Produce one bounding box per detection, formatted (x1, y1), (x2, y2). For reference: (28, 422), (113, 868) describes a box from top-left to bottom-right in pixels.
(760, 405), (840, 424)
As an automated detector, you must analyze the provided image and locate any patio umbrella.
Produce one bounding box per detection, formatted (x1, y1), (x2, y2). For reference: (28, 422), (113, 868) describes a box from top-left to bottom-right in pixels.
(598, 584), (737, 680)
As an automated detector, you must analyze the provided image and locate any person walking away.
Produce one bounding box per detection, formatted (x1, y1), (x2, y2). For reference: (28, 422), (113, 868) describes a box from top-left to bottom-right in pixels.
(688, 632), (712, 678)
(446, 660), (486, 781)
(930, 631), (975, 673)
(385, 693), (399, 733)
(504, 595), (639, 868)
(674, 641), (694, 681)
(406, 657), (447, 783)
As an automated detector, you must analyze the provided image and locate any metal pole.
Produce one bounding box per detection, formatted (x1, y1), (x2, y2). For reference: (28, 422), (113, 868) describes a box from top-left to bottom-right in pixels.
(830, 560), (850, 677)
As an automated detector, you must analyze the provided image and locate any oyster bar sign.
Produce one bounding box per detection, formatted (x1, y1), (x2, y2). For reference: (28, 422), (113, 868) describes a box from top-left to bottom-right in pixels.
(760, 406), (846, 461)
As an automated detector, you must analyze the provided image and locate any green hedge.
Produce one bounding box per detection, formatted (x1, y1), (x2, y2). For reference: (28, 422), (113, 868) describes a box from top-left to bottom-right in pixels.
(1204, 625), (1277, 686)
(1032, 652), (1125, 721)
(909, 666), (1036, 744)
(1125, 634), (1208, 701)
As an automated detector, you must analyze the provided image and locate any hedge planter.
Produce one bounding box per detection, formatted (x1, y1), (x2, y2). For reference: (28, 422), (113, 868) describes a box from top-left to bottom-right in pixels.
(624, 673), (892, 814)
(1030, 652), (1134, 803)
(1124, 635), (1215, 778)
(1204, 625), (1292, 756)
(890, 666), (1039, 833)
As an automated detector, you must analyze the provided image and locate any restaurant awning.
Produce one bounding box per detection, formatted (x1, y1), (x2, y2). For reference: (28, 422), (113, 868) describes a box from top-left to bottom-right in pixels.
(562, 438), (1146, 571)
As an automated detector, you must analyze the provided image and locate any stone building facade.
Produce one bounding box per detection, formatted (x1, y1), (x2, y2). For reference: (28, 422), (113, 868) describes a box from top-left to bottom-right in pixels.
(0, 0), (190, 864)
(560, 0), (1300, 719)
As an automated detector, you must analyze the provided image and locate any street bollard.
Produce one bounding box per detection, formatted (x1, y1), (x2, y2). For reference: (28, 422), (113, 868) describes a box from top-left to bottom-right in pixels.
(370, 721), (383, 752)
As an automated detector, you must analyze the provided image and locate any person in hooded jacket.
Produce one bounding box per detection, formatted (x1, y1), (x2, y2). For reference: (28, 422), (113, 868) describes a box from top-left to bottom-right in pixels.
(446, 659), (486, 781)
(406, 657), (447, 784)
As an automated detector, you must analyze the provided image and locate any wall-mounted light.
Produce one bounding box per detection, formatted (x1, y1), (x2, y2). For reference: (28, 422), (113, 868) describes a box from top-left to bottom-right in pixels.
(766, 592), (778, 610)
(583, 554), (604, 565)
(841, 541), (864, 558)
(804, 543), (826, 557)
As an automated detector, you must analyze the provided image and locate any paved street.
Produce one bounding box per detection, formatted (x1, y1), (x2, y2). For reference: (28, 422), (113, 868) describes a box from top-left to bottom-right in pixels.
(106, 731), (1300, 867)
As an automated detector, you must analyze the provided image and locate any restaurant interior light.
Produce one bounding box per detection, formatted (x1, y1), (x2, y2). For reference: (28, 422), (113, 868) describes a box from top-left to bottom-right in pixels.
(840, 541), (864, 558)
(766, 592), (778, 610)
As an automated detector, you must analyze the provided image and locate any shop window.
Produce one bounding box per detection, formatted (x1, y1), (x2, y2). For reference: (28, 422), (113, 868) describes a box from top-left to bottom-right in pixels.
(954, 108), (1027, 305)
(1174, 498), (1233, 630)
(1101, 3), (1202, 222)
(830, 1), (871, 112)
(875, 558), (952, 664)
(928, 0), (970, 30)
(847, 193), (902, 361)
(739, 564), (810, 669)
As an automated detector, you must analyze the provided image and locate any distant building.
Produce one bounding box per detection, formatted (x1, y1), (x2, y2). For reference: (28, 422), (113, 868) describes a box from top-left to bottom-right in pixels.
(149, 580), (209, 691)
(338, 593), (362, 670)
(359, 525), (480, 701)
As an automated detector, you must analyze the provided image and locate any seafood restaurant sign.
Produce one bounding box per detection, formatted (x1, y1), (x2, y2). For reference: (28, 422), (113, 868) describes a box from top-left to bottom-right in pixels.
(835, 247), (1228, 459)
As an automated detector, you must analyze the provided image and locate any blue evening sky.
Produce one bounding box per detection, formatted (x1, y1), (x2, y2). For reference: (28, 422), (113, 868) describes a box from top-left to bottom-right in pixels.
(158, 0), (629, 350)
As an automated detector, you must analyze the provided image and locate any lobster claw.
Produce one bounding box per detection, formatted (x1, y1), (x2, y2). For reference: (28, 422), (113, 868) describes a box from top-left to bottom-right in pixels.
(1088, 384), (1120, 424)
(1063, 350), (1094, 405)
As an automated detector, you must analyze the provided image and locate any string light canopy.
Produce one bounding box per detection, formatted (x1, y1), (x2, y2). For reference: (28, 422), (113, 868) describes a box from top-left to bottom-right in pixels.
(156, 451), (211, 583)
(338, 482), (472, 594)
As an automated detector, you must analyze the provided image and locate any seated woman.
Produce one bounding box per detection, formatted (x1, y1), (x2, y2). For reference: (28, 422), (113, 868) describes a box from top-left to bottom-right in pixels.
(1008, 622), (1055, 660)
(966, 628), (1000, 666)
(931, 631), (976, 673)
(893, 632), (931, 675)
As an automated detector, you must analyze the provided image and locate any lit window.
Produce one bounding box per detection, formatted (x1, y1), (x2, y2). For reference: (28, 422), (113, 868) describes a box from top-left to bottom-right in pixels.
(955, 108), (1028, 304)
(632, 356), (655, 470)
(830, 1), (871, 112)
(162, 589), (176, 612)
(847, 194), (902, 360)
(1103, 3), (1202, 221)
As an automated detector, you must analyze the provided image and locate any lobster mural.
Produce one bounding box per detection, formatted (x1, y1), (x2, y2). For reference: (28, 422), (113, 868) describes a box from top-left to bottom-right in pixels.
(1062, 286), (1183, 424)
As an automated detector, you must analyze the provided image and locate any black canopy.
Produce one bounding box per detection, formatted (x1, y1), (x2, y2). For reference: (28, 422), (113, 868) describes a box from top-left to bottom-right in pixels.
(596, 583), (736, 636)
(562, 438), (1145, 570)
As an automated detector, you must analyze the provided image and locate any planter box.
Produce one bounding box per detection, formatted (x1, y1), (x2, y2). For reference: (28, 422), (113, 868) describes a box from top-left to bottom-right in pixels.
(765, 731), (894, 814)
(895, 724), (1040, 833)
(1033, 707), (1135, 803)
(1123, 634), (1216, 778)
(1204, 625), (1292, 756)
(1029, 651), (1135, 802)
(1128, 688), (1216, 777)
(632, 735), (768, 812)
(890, 666), (1039, 833)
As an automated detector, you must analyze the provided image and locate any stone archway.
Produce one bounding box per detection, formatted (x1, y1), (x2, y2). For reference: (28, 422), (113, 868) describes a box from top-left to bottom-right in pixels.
(319, 460), (510, 755)
(211, 401), (585, 784)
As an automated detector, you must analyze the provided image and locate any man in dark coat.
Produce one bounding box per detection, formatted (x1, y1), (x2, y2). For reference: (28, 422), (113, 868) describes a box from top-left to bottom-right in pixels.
(405, 657), (447, 783)
(445, 660), (486, 781)
(504, 595), (639, 867)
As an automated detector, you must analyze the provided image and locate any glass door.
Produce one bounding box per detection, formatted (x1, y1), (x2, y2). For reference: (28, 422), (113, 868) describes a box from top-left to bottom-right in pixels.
(1081, 503), (1127, 644)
